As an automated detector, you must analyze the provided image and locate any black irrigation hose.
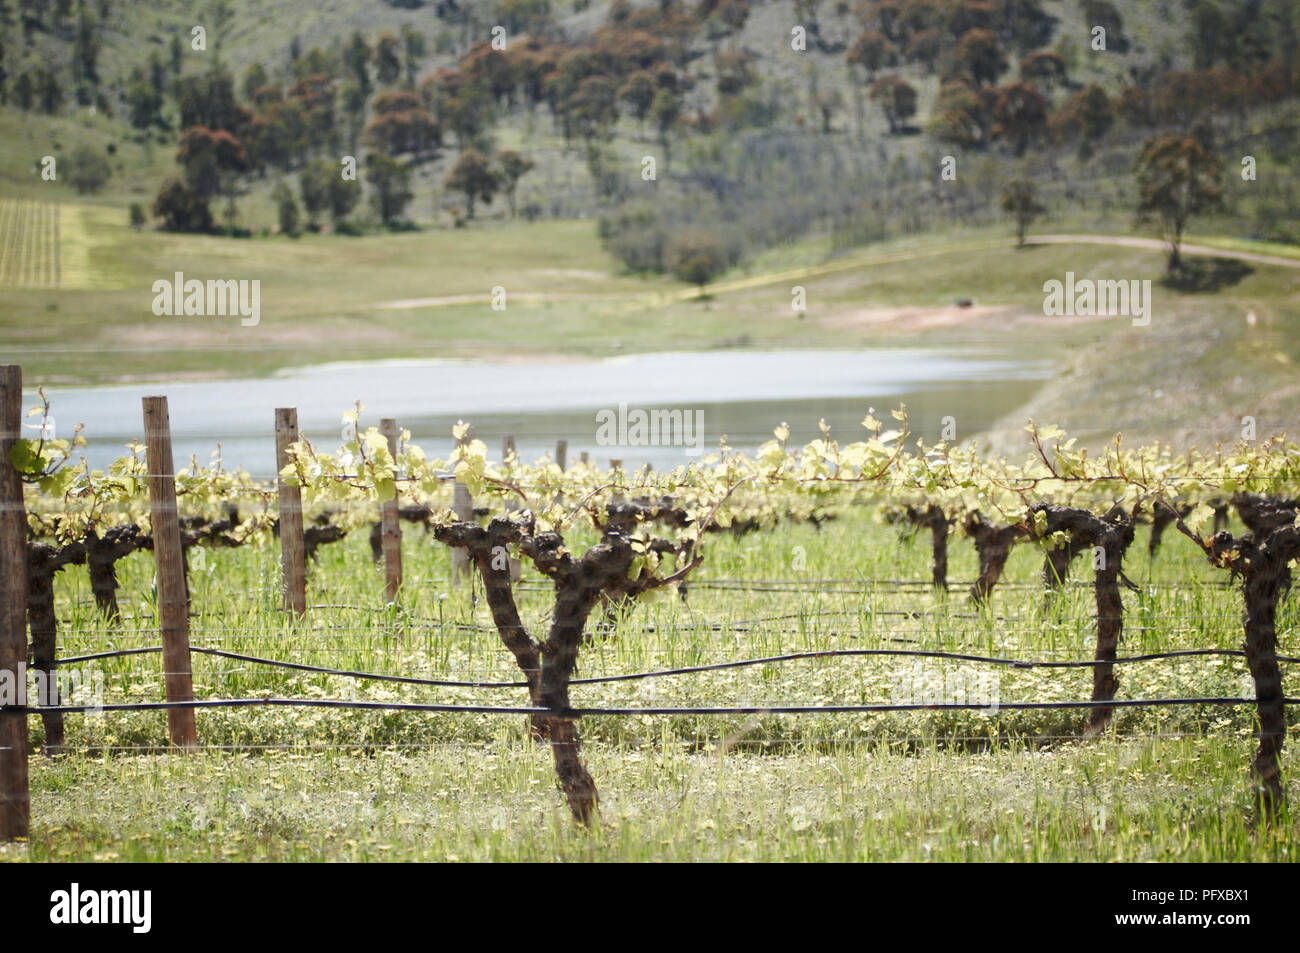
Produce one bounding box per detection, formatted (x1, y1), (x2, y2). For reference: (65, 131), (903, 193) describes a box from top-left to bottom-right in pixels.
(7, 696), (1299, 716)
(55, 644), (1300, 689)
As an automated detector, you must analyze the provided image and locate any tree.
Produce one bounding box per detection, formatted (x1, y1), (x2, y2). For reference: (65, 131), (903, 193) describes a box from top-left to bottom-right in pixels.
(1083, 0), (1129, 53)
(72, 1), (101, 104)
(446, 149), (501, 218)
(152, 178), (214, 232)
(247, 101), (306, 172)
(299, 157), (359, 226)
(367, 153), (413, 225)
(344, 32), (372, 97)
(365, 89), (440, 158)
(178, 69), (250, 136)
(619, 70), (656, 130)
(125, 67), (162, 131)
(12, 70), (35, 111)
(569, 75), (619, 142)
(298, 159), (330, 226)
(423, 70), (492, 148)
(1051, 83), (1113, 157)
(714, 0), (749, 41)
(373, 33), (403, 87)
(950, 29), (1006, 87)
(1001, 178), (1046, 247)
(652, 88), (680, 162)
(812, 86), (843, 134)
(868, 75), (916, 133)
(714, 49), (756, 97)
(930, 79), (992, 147)
(496, 150), (535, 218)
(991, 81), (1048, 156)
(148, 51), (167, 102)
(36, 67), (63, 114)
(289, 74), (338, 155)
(177, 126), (249, 201)
(291, 46), (338, 81)
(1019, 50), (1066, 91)
(461, 42), (519, 104)
(169, 33), (183, 83)
(846, 30), (898, 82)
(1134, 135), (1224, 272)
(67, 143), (111, 194)
(272, 181), (300, 236)
(400, 26), (427, 87)
(242, 63), (269, 103)
(498, 0), (552, 33)
(904, 28), (942, 73)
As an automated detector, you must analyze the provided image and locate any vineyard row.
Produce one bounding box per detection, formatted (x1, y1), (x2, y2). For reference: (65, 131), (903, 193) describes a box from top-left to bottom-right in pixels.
(1, 367), (1299, 831)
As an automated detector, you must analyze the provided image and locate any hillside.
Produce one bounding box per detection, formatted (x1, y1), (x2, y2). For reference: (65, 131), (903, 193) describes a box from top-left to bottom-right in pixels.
(1, 0), (1299, 453)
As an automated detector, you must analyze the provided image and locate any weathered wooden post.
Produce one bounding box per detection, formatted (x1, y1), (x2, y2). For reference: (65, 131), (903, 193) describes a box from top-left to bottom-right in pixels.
(0, 366), (30, 839)
(501, 436), (522, 581)
(274, 408), (308, 617)
(610, 459), (625, 503)
(379, 418), (402, 602)
(579, 451), (589, 466)
(451, 481), (474, 585)
(142, 396), (198, 750)
(555, 439), (567, 471)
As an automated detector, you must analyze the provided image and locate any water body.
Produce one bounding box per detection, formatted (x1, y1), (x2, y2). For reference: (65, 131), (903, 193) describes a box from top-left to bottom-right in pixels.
(28, 349), (1052, 477)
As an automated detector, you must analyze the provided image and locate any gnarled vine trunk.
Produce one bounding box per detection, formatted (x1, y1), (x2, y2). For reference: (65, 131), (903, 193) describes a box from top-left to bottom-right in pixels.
(26, 541), (86, 754)
(303, 523), (345, 562)
(1041, 528), (1089, 592)
(436, 515), (697, 825)
(1032, 505), (1135, 734)
(84, 525), (151, 622)
(1147, 501), (1182, 559)
(1208, 524), (1300, 820)
(966, 513), (1025, 604)
(906, 505), (950, 590)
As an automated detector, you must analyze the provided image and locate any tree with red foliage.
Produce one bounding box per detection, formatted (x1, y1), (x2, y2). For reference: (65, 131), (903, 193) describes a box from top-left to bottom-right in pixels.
(847, 29), (899, 82)
(366, 89), (441, 159)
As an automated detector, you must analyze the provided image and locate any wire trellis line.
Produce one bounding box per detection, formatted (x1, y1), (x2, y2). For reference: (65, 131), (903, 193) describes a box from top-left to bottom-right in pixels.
(53, 644), (1300, 689)
(24, 731), (1262, 752)
(5, 695), (1298, 716)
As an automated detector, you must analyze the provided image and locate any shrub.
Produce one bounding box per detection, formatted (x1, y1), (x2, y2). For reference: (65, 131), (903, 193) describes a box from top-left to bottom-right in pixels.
(152, 178), (214, 232)
(665, 226), (743, 288)
(67, 144), (113, 194)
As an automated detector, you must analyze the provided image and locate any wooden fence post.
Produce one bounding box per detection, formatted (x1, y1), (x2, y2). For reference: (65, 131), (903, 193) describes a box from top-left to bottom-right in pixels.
(0, 366), (30, 840)
(275, 408), (307, 617)
(579, 451), (589, 466)
(379, 418), (402, 603)
(501, 436), (522, 580)
(610, 459), (624, 503)
(452, 481), (474, 585)
(555, 439), (567, 471)
(142, 396), (197, 750)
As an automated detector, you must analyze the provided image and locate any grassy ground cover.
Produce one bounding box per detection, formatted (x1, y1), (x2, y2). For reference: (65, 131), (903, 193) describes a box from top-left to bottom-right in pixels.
(2, 502), (1295, 861)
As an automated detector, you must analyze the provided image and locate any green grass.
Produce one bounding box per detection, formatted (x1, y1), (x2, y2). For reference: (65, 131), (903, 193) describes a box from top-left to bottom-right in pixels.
(1, 505), (1296, 861)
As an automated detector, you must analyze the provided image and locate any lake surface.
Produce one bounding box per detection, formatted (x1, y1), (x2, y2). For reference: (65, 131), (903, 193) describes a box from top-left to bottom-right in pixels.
(29, 349), (1052, 476)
